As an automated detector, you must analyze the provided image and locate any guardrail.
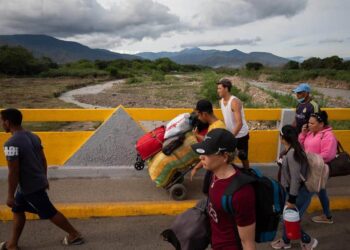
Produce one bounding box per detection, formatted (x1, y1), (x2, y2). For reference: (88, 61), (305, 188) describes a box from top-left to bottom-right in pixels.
(0, 107), (349, 166)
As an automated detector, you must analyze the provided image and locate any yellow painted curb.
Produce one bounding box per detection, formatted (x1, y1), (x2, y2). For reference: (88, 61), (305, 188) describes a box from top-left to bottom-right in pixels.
(307, 196), (350, 213)
(0, 200), (197, 221)
(1, 197), (349, 221)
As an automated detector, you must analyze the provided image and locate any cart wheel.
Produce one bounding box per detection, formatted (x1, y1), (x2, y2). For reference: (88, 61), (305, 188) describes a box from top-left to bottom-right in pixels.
(134, 161), (145, 170)
(169, 184), (187, 201)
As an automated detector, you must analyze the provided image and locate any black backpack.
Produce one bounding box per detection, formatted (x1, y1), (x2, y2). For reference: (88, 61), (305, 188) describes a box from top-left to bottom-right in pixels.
(222, 167), (286, 243)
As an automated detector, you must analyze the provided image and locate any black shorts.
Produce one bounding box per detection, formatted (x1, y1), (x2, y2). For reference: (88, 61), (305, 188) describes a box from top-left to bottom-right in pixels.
(236, 133), (249, 160)
(12, 189), (58, 219)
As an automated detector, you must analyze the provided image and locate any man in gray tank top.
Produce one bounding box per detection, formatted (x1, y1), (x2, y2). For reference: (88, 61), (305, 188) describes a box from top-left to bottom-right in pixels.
(0, 109), (84, 249)
(217, 79), (250, 168)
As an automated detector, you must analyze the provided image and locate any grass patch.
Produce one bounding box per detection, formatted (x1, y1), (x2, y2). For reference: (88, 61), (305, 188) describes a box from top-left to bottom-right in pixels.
(329, 121), (350, 130)
(263, 89), (298, 108)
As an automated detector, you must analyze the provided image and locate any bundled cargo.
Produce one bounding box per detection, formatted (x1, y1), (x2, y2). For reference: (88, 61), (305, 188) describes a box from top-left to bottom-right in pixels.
(148, 132), (199, 188)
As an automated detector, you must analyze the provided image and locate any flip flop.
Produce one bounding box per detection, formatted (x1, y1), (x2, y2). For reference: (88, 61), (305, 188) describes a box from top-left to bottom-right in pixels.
(61, 236), (84, 246)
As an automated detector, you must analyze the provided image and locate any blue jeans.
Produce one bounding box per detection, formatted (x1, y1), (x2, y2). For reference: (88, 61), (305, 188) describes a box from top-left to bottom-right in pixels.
(317, 188), (332, 218)
(282, 185), (313, 243)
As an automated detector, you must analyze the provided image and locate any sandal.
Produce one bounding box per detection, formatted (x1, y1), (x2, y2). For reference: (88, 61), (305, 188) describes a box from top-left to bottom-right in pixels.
(61, 236), (84, 246)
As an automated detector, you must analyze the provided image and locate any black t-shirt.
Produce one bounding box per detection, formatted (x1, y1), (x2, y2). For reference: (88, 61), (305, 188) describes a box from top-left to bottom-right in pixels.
(295, 100), (319, 133)
(4, 130), (48, 195)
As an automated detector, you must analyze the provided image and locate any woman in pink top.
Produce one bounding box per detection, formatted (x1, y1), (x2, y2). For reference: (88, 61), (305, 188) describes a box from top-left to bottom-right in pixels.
(299, 111), (337, 224)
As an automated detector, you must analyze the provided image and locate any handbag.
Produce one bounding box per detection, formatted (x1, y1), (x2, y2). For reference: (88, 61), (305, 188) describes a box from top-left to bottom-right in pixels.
(161, 198), (210, 250)
(328, 141), (350, 177)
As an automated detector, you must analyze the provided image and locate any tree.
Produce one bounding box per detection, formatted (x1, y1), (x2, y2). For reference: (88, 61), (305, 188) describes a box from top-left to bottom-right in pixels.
(322, 56), (343, 70)
(301, 57), (323, 69)
(245, 62), (263, 70)
(284, 60), (299, 69)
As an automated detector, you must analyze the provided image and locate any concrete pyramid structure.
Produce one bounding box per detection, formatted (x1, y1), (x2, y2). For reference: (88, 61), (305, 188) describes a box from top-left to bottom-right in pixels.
(65, 107), (145, 166)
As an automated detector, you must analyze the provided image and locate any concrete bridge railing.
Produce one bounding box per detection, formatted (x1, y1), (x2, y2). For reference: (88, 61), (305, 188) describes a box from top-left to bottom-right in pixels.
(0, 107), (349, 166)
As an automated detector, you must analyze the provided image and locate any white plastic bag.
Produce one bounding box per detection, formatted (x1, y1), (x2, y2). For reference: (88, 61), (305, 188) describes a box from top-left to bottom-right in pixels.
(164, 113), (192, 139)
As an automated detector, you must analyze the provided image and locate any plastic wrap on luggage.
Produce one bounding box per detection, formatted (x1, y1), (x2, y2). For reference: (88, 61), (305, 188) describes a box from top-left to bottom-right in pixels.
(148, 132), (199, 187)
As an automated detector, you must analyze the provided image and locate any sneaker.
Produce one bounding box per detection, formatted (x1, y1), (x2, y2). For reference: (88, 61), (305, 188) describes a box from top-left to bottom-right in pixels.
(312, 214), (333, 224)
(271, 239), (292, 249)
(300, 238), (318, 250)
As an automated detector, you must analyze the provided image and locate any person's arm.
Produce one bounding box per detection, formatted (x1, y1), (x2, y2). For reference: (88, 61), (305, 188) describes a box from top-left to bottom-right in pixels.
(40, 149), (48, 176)
(298, 125), (308, 146)
(233, 185), (256, 250)
(190, 161), (203, 181)
(319, 132), (338, 163)
(231, 99), (243, 136)
(238, 223), (256, 250)
(285, 151), (301, 205)
(7, 159), (20, 208)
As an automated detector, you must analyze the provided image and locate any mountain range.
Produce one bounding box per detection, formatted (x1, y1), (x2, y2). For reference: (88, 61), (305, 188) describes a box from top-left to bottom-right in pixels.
(0, 34), (138, 63)
(0, 34), (290, 67)
(137, 47), (289, 68)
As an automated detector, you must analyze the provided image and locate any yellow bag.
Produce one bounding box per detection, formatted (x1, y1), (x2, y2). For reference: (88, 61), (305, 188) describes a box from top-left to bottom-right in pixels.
(148, 132), (199, 187)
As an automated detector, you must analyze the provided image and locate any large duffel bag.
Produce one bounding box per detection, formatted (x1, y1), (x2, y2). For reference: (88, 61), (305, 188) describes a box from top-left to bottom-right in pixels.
(136, 126), (165, 161)
(329, 141), (350, 177)
(148, 132), (199, 187)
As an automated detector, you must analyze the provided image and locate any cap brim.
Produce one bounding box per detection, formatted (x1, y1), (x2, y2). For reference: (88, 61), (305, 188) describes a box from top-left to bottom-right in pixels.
(292, 87), (302, 93)
(191, 141), (216, 155)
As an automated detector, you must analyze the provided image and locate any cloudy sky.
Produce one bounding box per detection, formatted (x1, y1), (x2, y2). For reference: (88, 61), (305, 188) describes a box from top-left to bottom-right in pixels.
(1, 0), (349, 58)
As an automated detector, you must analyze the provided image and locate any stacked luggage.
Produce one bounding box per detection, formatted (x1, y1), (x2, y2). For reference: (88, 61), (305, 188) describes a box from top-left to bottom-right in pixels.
(134, 113), (208, 200)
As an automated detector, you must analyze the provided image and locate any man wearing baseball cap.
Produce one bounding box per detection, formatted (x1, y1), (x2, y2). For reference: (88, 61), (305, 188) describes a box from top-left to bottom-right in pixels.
(191, 128), (256, 250)
(293, 83), (320, 134)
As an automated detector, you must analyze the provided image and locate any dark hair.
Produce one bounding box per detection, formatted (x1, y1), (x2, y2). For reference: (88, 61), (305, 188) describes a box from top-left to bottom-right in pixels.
(216, 78), (232, 92)
(280, 125), (308, 166)
(310, 111), (328, 126)
(0, 108), (23, 126)
(196, 99), (213, 114)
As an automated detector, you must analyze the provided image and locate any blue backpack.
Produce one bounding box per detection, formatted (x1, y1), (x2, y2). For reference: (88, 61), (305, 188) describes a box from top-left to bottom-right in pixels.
(222, 167), (286, 243)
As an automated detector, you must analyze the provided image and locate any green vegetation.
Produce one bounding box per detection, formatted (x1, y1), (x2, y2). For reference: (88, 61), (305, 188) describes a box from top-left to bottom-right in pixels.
(0, 45), (58, 75)
(0, 45), (205, 78)
(329, 121), (350, 130)
(245, 62), (264, 71)
(263, 89), (298, 108)
(267, 69), (350, 83)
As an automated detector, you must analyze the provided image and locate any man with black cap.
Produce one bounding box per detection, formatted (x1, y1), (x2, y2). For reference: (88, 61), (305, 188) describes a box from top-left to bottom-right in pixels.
(192, 128), (256, 250)
(293, 83), (320, 134)
(192, 99), (226, 143)
(190, 99), (226, 190)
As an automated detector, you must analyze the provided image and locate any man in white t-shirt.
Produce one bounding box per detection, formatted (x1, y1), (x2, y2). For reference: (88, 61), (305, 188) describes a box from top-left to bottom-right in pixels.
(217, 78), (250, 168)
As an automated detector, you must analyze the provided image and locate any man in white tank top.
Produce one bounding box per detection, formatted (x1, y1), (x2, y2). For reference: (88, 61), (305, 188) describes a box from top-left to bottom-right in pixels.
(217, 78), (250, 168)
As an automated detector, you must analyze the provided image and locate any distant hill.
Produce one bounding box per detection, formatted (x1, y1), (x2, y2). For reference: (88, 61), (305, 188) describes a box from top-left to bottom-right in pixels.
(0, 34), (139, 63)
(137, 48), (289, 68)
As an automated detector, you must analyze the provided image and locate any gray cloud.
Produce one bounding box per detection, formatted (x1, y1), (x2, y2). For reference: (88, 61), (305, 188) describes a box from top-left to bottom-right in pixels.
(0, 0), (181, 41)
(195, 0), (308, 27)
(181, 37), (262, 48)
(319, 39), (344, 44)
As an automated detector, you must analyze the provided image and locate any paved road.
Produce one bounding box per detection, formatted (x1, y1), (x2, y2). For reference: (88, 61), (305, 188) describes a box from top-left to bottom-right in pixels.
(1, 211), (350, 250)
(1, 169), (350, 203)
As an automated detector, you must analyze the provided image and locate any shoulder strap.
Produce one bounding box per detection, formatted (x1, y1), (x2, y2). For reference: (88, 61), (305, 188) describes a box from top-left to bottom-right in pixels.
(222, 171), (255, 215)
(337, 140), (345, 153)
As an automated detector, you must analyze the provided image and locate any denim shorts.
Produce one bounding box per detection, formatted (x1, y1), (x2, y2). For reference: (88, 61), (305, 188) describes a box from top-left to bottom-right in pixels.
(12, 189), (58, 219)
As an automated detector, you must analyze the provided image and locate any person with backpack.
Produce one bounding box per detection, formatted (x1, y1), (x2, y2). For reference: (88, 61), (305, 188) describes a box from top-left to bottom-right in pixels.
(299, 111), (337, 224)
(191, 128), (256, 250)
(271, 125), (317, 250)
